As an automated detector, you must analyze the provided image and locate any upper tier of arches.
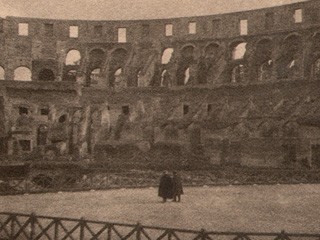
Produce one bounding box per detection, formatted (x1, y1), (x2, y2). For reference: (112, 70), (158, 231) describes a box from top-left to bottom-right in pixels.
(0, 0), (320, 89)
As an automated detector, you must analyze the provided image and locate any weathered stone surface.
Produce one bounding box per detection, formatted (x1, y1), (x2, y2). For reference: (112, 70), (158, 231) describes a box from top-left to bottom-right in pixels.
(1, 1), (320, 168)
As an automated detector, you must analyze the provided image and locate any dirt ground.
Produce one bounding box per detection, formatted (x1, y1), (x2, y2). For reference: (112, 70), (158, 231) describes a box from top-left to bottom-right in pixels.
(1, 184), (320, 233)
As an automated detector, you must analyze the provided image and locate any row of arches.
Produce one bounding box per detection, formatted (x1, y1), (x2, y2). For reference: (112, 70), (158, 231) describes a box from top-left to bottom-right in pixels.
(173, 33), (307, 85)
(3, 31), (318, 86)
(61, 33), (305, 86)
(0, 67), (55, 81)
(63, 48), (128, 87)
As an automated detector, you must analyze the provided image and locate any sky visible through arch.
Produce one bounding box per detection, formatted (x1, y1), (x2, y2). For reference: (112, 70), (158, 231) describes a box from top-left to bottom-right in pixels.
(0, 0), (309, 20)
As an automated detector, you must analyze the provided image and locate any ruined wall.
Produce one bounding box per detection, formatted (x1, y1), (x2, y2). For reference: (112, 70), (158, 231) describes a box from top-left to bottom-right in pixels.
(0, 0), (319, 85)
(1, 0), (320, 168)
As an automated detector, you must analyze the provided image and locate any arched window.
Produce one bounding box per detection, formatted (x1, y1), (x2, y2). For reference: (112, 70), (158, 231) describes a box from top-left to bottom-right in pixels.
(177, 46), (194, 86)
(184, 68), (190, 85)
(65, 50), (81, 65)
(277, 35), (302, 79)
(14, 67), (32, 81)
(181, 46), (194, 61)
(59, 114), (67, 123)
(161, 48), (174, 64)
(259, 60), (273, 81)
(111, 48), (128, 62)
(0, 66), (4, 80)
(89, 49), (105, 69)
(254, 39), (273, 81)
(161, 69), (167, 86)
(232, 42), (247, 60)
(137, 69), (143, 87)
(66, 70), (77, 82)
(204, 43), (220, 58)
(38, 69), (55, 81)
(109, 48), (128, 88)
(231, 64), (245, 83)
(114, 68), (122, 84)
(90, 68), (102, 85)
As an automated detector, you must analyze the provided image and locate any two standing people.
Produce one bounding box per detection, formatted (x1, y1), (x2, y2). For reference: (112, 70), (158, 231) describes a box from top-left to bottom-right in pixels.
(158, 171), (183, 203)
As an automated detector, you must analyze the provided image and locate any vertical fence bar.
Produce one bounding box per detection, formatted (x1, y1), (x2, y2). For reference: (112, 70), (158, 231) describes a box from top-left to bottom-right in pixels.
(29, 213), (36, 240)
(79, 218), (85, 240)
(200, 229), (207, 240)
(54, 219), (59, 240)
(107, 223), (112, 240)
(136, 222), (141, 240)
(10, 214), (16, 239)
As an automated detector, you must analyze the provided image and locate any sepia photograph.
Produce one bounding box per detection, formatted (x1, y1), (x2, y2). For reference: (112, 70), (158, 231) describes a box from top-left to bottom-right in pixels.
(0, 0), (320, 239)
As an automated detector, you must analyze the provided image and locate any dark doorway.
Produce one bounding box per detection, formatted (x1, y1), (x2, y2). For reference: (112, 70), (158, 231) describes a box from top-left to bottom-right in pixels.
(283, 144), (297, 164)
(38, 69), (55, 81)
(122, 105), (129, 115)
(311, 144), (320, 168)
(37, 125), (48, 146)
(0, 138), (7, 155)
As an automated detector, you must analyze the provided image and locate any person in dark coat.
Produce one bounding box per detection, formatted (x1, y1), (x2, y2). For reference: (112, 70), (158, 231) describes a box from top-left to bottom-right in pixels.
(158, 171), (173, 203)
(172, 171), (183, 202)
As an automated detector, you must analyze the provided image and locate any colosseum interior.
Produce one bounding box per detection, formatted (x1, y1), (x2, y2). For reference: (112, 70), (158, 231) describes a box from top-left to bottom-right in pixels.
(1, 0), (320, 168)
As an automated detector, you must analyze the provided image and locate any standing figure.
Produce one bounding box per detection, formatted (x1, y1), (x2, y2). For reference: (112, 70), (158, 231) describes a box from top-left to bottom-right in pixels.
(172, 171), (183, 202)
(158, 171), (173, 203)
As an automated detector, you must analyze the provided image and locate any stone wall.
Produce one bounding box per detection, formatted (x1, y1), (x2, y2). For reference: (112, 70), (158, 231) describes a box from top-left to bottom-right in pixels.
(1, 1), (320, 169)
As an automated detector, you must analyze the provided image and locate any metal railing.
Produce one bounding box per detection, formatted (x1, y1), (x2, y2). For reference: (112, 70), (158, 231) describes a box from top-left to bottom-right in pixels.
(0, 212), (319, 240)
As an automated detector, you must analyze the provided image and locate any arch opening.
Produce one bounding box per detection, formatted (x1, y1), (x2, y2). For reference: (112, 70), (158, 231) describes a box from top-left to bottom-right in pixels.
(14, 67), (32, 81)
(277, 35), (302, 79)
(90, 68), (102, 86)
(161, 48), (174, 64)
(0, 66), (4, 80)
(254, 39), (273, 81)
(109, 49), (128, 88)
(176, 46), (195, 86)
(65, 50), (81, 65)
(231, 64), (245, 83)
(38, 69), (55, 81)
(232, 42), (247, 60)
(89, 49), (105, 69)
(204, 43), (220, 58)
(259, 60), (273, 81)
(184, 68), (190, 85)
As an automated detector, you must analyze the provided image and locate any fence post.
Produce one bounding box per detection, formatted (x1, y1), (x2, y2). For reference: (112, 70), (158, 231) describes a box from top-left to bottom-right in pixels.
(10, 213), (15, 239)
(136, 222), (141, 240)
(29, 213), (36, 240)
(281, 230), (289, 240)
(200, 229), (207, 240)
(54, 218), (59, 240)
(107, 223), (112, 240)
(168, 229), (172, 240)
(79, 217), (85, 240)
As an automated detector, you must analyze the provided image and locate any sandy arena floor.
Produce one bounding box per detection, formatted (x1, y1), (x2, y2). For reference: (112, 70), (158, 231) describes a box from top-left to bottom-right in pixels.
(1, 184), (320, 233)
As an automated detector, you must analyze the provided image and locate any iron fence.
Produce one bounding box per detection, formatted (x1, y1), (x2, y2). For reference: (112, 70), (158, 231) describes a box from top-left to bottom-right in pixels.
(0, 212), (319, 240)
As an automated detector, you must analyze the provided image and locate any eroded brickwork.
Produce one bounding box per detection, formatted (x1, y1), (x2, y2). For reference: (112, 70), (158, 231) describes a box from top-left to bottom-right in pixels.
(1, 0), (320, 168)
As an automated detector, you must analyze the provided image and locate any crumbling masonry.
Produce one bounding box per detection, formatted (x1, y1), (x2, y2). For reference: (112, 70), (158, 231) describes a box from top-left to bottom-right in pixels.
(1, 0), (320, 168)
